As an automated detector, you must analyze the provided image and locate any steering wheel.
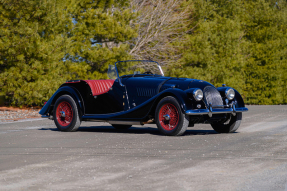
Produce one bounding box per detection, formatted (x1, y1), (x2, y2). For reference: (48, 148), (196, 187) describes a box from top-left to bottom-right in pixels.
(143, 71), (153, 75)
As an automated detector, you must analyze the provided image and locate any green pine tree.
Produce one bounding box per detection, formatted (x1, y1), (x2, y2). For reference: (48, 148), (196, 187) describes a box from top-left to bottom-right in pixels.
(167, 0), (287, 105)
(0, 0), (138, 106)
(168, 0), (247, 93)
(68, 0), (138, 79)
(242, 0), (287, 104)
(0, 0), (87, 105)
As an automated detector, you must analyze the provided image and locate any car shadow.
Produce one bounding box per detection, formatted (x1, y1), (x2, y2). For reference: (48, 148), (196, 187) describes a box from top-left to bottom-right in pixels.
(39, 125), (218, 136)
(184, 129), (218, 136)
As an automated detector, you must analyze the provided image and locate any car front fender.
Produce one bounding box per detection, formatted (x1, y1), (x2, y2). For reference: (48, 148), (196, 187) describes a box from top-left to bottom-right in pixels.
(217, 87), (245, 108)
(154, 88), (194, 113)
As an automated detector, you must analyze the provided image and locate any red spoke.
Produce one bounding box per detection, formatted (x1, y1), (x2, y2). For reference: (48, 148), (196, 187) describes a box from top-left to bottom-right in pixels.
(56, 101), (73, 126)
(159, 103), (179, 131)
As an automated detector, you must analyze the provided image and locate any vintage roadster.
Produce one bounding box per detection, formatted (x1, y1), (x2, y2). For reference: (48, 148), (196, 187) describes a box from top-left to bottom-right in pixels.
(39, 60), (248, 136)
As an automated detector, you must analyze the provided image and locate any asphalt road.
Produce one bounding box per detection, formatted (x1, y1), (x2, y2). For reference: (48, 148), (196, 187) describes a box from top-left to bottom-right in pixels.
(0, 105), (287, 191)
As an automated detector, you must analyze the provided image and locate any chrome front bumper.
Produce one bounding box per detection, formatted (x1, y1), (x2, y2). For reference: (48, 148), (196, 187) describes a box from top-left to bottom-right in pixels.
(186, 107), (248, 117)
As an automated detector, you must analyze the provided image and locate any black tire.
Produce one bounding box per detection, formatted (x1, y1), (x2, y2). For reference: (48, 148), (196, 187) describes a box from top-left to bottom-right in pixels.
(211, 112), (242, 133)
(53, 95), (81, 132)
(155, 96), (189, 136)
(112, 124), (132, 130)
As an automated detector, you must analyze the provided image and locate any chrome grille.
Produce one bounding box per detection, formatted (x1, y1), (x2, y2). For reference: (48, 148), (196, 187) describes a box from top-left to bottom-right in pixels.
(203, 86), (223, 106)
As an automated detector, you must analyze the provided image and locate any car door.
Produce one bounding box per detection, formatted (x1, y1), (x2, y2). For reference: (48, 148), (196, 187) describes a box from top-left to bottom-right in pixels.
(106, 78), (130, 111)
(124, 76), (168, 109)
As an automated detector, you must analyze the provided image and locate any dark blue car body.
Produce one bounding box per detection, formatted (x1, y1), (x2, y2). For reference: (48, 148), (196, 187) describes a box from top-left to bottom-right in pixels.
(40, 60), (248, 135)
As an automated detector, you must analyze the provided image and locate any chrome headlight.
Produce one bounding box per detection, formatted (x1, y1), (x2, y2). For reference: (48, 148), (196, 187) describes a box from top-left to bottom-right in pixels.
(193, 89), (203, 101)
(225, 88), (235, 100)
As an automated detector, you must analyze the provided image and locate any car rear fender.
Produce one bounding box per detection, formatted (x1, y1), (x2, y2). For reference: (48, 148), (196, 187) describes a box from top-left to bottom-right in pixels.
(39, 86), (84, 116)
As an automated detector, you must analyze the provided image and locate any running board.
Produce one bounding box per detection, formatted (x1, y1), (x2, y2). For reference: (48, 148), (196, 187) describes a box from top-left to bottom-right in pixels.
(82, 118), (143, 125)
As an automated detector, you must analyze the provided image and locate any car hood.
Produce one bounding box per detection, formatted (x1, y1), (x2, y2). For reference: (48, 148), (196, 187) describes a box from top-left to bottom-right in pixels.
(122, 76), (215, 91)
(160, 77), (214, 92)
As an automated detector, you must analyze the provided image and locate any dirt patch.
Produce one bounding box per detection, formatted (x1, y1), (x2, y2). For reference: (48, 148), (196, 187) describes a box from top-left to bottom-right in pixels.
(0, 107), (41, 123)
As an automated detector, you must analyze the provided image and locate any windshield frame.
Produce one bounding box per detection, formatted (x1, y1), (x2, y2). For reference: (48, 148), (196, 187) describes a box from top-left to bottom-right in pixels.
(114, 60), (164, 79)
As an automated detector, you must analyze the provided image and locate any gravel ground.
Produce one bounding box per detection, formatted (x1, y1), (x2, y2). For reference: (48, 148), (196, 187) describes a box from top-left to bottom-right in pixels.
(0, 107), (41, 123)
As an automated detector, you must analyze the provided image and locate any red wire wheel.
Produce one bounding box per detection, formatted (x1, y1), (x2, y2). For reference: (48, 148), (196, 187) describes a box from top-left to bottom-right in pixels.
(155, 96), (189, 136)
(53, 95), (81, 132)
(159, 103), (179, 131)
(56, 101), (73, 127)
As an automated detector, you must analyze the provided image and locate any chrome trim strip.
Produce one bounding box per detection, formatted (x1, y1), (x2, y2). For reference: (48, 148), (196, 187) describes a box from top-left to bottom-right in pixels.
(158, 65), (164, 76)
(186, 107), (248, 115)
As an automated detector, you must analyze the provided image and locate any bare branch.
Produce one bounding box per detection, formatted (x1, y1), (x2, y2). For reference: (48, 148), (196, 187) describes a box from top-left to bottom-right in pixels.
(129, 0), (193, 66)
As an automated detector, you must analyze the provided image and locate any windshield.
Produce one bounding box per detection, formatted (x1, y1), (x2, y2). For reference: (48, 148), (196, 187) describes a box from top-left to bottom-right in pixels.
(107, 65), (117, 79)
(108, 60), (164, 79)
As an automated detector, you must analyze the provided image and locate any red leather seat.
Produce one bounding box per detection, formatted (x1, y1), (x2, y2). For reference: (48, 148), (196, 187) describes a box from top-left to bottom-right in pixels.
(84, 80), (115, 96)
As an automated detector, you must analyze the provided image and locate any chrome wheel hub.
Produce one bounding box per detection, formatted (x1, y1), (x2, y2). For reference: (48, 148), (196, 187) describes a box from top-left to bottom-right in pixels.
(60, 111), (66, 117)
(163, 114), (170, 121)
